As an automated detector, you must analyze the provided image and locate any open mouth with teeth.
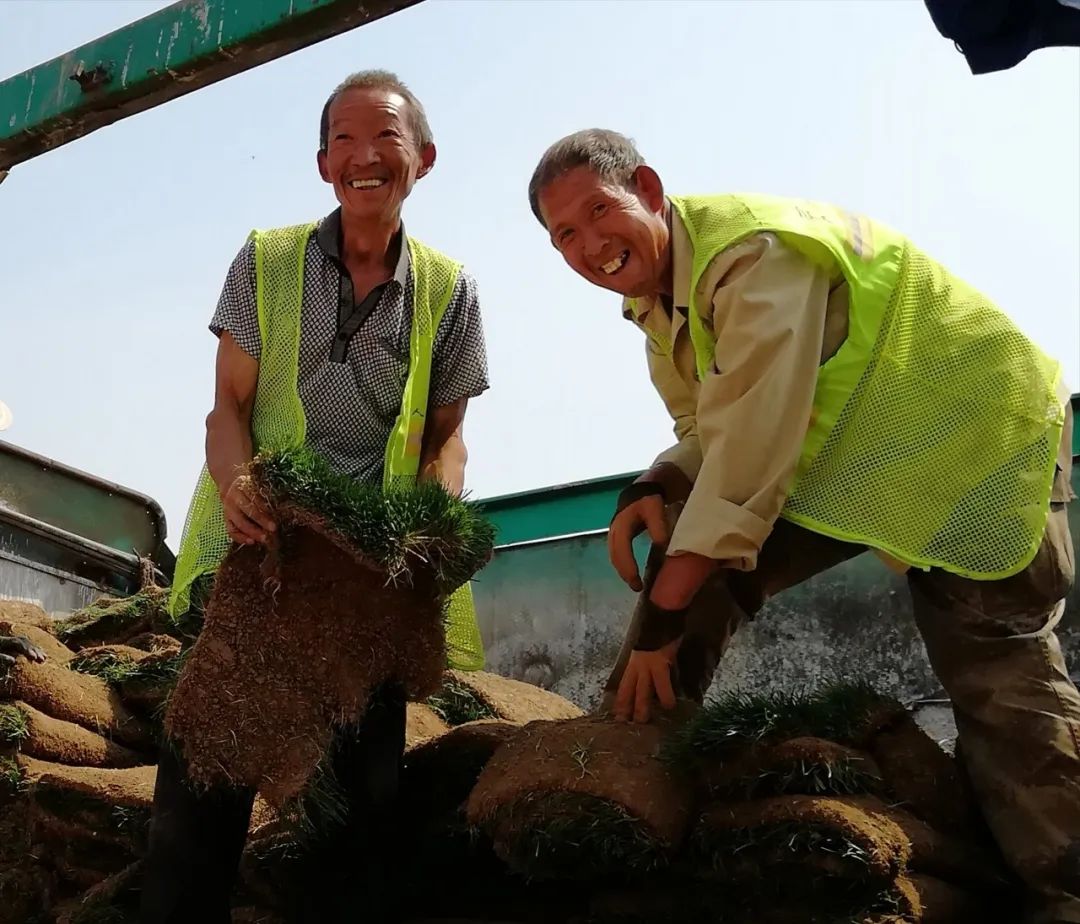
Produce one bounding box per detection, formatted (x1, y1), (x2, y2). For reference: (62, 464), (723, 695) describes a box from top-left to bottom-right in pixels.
(347, 178), (387, 190)
(600, 250), (630, 276)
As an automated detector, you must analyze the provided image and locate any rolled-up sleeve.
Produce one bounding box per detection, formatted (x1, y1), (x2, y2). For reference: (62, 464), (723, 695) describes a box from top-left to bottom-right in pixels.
(667, 233), (834, 569)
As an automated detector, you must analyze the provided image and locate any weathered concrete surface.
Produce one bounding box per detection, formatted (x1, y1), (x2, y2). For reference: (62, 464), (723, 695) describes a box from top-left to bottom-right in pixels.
(473, 502), (1080, 715)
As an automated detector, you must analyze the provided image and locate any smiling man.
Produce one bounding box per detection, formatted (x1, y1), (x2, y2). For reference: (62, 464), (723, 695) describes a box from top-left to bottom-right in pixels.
(529, 128), (1078, 922)
(142, 71), (489, 924)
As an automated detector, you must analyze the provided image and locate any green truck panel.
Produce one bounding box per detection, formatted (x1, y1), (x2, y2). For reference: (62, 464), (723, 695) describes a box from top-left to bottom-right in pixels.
(0, 0), (422, 171)
(481, 394), (1080, 549)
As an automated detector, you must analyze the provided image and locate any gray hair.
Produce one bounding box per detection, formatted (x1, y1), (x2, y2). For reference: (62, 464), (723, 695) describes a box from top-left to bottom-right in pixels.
(319, 70), (433, 152)
(528, 129), (646, 225)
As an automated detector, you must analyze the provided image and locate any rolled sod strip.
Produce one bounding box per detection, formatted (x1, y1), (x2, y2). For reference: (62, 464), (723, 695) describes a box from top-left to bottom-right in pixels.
(468, 716), (692, 880)
(696, 736), (886, 801)
(165, 448), (494, 806)
(3, 660), (152, 749)
(428, 669), (583, 727)
(3, 702), (143, 768)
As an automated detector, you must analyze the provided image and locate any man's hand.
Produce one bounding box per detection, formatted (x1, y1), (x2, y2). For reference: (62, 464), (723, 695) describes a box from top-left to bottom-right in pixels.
(221, 474), (275, 546)
(0, 635), (48, 670)
(614, 637), (681, 723)
(609, 492), (669, 592)
(206, 332), (264, 544)
(419, 398), (469, 497)
(609, 463), (693, 592)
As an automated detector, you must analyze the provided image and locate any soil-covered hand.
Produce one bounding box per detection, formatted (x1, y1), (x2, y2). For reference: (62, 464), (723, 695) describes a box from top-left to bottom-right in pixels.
(0, 634), (47, 668)
(614, 637), (681, 724)
(221, 474), (276, 546)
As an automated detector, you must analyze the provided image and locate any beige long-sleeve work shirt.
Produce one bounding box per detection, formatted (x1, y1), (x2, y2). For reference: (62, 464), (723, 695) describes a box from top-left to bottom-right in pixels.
(626, 205), (1072, 573)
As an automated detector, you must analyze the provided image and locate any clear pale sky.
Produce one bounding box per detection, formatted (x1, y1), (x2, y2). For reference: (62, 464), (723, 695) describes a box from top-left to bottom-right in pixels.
(1, 0), (1078, 547)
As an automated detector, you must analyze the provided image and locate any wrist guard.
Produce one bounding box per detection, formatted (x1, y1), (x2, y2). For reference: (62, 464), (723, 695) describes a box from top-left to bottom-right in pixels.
(612, 482), (665, 522)
(634, 598), (689, 651)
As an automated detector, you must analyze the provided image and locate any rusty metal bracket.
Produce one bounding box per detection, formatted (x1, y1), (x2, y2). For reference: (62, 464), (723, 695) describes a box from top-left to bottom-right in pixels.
(69, 63), (114, 93)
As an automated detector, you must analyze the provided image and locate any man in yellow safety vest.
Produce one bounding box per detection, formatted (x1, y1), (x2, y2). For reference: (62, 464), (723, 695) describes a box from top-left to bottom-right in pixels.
(529, 128), (1078, 923)
(141, 71), (490, 924)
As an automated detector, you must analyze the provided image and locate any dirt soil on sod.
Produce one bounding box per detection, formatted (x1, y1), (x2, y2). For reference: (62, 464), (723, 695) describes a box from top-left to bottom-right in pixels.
(697, 736), (886, 801)
(694, 791), (1009, 907)
(440, 670), (583, 725)
(12, 702), (144, 768)
(468, 716), (691, 879)
(29, 802), (138, 854)
(695, 794), (911, 888)
(166, 522), (447, 805)
(0, 796), (55, 924)
(0, 600), (54, 629)
(71, 645), (154, 671)
(116, 649), (183, 714)
(20, 756), (156, 810)
(868, 711), (982, 838)
(48, 837), (137, 890)
(403, 719), (520, 820)
(892, 873), (995, 923)
(0, 861), (54, 924)
(843, 795), (1012, 891)
(52, 860), (141, 924)
(54, 583), (174, 651)
(125, 633), (182, 655)
(22, 760), (155, 881)
(4, 660), (152, 748)
(405, 703), (450, 748)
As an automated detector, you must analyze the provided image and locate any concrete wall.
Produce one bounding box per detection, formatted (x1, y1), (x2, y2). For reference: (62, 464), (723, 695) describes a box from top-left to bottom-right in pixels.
(473, 502), (1080, 715)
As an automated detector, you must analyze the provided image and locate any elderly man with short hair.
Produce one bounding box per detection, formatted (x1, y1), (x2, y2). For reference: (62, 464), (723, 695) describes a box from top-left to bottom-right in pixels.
(141, 71), (490, 924)
(528, 128), (1078, 923)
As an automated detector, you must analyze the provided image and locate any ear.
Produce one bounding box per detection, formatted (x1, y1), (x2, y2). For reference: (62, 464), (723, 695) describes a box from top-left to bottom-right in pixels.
(416, 142), (437, 180)
(317, 149), (332, 185)
(632, 165), (665, 213)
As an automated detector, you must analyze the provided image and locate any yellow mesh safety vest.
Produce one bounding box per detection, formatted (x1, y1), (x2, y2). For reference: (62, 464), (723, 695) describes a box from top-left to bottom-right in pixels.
(168, 223), (485, 670)
(668, 194), (1064, 580)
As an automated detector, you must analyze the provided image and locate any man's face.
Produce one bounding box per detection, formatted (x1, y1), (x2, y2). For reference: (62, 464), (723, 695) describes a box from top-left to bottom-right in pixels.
(538, 165), (669, 298)
(317, 87), (434, 224)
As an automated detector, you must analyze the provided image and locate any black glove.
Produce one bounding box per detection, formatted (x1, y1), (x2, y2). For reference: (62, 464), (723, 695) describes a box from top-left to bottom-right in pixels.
(612, 481), (665, 523)
(633, 598), (689, 651)
(0, 635), (46, 663)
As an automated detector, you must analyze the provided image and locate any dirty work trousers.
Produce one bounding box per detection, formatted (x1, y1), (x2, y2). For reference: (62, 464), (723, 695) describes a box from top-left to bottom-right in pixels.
(139, 684), (407, 924)
(604, 459), (1079, 922)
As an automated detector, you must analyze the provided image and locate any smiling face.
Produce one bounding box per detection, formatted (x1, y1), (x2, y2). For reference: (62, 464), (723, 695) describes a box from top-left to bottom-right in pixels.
(317, 86), (434, 225)
(537, 164), (671, 299)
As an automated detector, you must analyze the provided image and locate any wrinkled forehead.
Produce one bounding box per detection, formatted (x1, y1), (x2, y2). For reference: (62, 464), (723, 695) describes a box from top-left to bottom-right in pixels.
(539, 166), (614, 228)
(329, 87), (409, 127)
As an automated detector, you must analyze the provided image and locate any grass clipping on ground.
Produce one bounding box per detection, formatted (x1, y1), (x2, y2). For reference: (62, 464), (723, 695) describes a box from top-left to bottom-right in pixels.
(164, 447), (495, 806)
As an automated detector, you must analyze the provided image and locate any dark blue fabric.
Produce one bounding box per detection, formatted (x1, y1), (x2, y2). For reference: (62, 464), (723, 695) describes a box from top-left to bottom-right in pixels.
(924, 0), (1080, 74)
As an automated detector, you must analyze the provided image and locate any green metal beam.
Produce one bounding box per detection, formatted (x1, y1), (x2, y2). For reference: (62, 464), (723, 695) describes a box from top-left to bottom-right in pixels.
(477, 472), (639, 547)
(0, 0), (424, 172)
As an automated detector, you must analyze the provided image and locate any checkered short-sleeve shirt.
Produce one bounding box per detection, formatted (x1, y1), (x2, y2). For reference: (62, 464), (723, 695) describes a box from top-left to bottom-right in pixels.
(210, 210), (489, 484)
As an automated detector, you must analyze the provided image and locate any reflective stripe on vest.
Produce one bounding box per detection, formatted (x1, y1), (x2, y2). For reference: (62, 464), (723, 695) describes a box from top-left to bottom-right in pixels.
(669, 193), (1064, 580)
(168, 224), (485, 669)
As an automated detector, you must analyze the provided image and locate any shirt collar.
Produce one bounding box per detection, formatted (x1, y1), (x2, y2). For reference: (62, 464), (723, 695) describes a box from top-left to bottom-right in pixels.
(622, 199), (693, 322)
(315, 207), (411, 288)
